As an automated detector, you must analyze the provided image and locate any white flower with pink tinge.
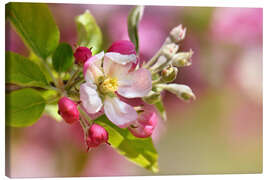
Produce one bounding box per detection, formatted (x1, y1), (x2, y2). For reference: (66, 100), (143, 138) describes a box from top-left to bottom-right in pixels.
(80, 51), (152, 128)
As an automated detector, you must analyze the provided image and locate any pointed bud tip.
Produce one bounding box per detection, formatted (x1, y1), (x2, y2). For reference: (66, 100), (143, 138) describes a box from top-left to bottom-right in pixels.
(170, 24), (187, 43)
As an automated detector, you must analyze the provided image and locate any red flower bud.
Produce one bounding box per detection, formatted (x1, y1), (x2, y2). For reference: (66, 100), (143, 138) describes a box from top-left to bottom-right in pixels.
(129, 110), (158, 138)
(73, 46), (92, 65)
(107, 40), (136, 55)
(58, 97), (80, 124)
(86, 124), (109, 149)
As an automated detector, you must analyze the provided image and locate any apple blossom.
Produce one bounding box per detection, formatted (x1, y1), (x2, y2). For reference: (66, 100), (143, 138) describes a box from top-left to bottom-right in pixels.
(80, 51), (152, 128)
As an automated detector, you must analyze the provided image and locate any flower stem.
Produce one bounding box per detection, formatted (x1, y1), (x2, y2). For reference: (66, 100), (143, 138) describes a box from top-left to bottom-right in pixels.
(144, 49), (162, 69)
(66, 77), (84, 91)
(65, 69), (81, 90)
(144, 37), (171, 69)
(46, 95), (61, 104)
(41, 59), (60, 91)
(78, 104), (93, 126)
(152, 77), (162, 85)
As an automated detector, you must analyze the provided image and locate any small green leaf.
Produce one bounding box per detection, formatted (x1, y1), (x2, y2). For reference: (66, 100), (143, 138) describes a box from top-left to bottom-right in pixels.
(127, 6), (144, 53)
(52, 43), (74, 72)
(155, 100), (167, 121)
(6, 88), (46, 127)
(95, 115), (159, 173)
(75, 10), (103, 54)
(6, 2), (60, 59)
(5, 51), (48, 88)
(44, 104), (62, 122)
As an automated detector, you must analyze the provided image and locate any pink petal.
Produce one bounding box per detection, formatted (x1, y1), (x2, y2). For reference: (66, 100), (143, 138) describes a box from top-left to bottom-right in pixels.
(104, 97), (138, 128)
(103, 56), (132, 79)
(117, 68), (152, 98)
(80, 83), (103, 114)
(107, 40), (136, 55)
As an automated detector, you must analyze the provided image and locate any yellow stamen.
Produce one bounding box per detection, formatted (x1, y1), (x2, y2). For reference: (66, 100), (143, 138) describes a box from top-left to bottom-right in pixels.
(99, 77), (118, 94)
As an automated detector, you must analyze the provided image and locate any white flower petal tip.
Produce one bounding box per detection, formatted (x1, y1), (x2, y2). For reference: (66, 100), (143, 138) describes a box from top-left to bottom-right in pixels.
(104, 97), (138, 128)
(83, 51), (104, 76)
(105, 52), (137, 65)
(117, 68), (152, 98)
(80, 83), (103, 114)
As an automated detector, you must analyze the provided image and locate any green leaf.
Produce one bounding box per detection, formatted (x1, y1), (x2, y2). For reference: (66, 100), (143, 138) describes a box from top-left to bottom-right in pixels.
(44, 104), (62, 122)
(95, 115), (159, 173)
(5, 51), (48, 88)
(6, 88), (46, 127)
(39, 89), (62, 122)
(75, 10), (103, 54)
(52, 43), (74, 72)
(127, 6), (144, 53)
(6, 2), (60, 59)
(155, 100), (167, 121)
(28, 51), (53, 83)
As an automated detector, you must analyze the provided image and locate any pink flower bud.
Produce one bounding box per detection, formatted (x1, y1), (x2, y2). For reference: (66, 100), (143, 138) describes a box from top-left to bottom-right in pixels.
(107, 40), (136, 55)
(128, 110), (158, 138)
(73, 46), (92, 65)
(86, 124), (109, 149)
(58, 97), (80, 124)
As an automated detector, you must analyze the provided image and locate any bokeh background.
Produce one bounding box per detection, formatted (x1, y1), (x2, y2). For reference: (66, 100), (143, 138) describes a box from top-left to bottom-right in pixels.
(5, 4), (262, 177)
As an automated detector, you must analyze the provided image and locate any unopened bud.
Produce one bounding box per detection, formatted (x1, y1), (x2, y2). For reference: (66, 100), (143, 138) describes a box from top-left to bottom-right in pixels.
(58, 97), (80, 124)
(74, 47), (92, 65)
(149, 55), (167, 71)
(143, 91), (161, 104)
(170, 24), (187, 43)
(86, 124), (109, 149)
(156, 84), (195, 101)
(107, 40), (136, 55)
(161, 66), (178, 82)
(162, 43), (179, 59)
(172, 50), (193, 67)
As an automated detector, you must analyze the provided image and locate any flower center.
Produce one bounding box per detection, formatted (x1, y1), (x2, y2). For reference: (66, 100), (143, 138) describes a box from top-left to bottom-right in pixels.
(99, 77), (118, 95)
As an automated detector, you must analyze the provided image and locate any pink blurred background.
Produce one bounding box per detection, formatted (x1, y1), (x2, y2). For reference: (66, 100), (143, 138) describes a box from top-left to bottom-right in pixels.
(5, 4), (262, 177)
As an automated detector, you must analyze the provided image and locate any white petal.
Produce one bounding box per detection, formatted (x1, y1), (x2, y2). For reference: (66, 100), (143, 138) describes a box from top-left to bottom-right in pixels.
(104, 97), (138, 128)
(117, 68), (152, 98)
(80, 83), (103, 114)
(103, 56), (132, 79)
(83, 51), (104, 84)
(105, 52), (137, 65)
(85, 63), (104, 85)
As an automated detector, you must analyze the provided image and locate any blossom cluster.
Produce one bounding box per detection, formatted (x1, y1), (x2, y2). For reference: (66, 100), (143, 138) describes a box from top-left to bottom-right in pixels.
(58, 24), (195, 150)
